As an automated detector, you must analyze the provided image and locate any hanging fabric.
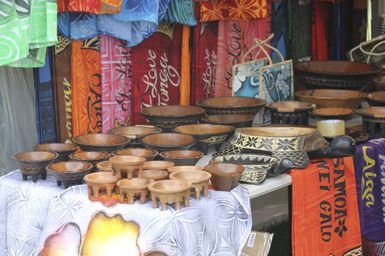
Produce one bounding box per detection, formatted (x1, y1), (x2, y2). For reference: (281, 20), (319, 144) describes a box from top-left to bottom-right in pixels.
(291, 158), (362, 256)
(0, 67), (38, 175)
(131, 23), (183, 124)
(34, 50), (58, 143)
(71, 38), (102, 136)
(100, 35), (132, 133)
(200, 0), (268, 22)
(271, 0), (289, 61)
(57, 0), (170, 47)
(180, 25), (191, 105)
(312, 1), (331, 60)
(57, 0), (122, 14)
(54, 35), (73, 142)
(164, 0), (197, 25)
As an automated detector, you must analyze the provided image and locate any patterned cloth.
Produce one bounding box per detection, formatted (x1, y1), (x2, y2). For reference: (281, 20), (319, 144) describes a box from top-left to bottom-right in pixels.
(58, 0), (170, 47)
(312, 1), (331, 61)
(291, 158), (362, 256)
(100, 35), (132, 133)
(271, 0), (288, 62)
(164, 0), (196, 25)
(58, 0), (122, 14)
(200, 0), (268, 22)
(0, 170), (252, 256)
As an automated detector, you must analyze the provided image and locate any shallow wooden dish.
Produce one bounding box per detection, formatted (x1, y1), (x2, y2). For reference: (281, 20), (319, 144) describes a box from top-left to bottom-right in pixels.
(202, 114), (254, 128)
(117, 178), (149, 204)
(142, 105), (205, 130)
(143, 161), (175, 171)
(109, 155), (146, 179)
(204, 163), (244, 191)
(170, 170), (211, 199)
(112, 148), (159, 161)
(84, 172), (119, 198)
(13, 151), (58, 182)
(295, 89), (363, 108)
(367, 91), (385, 106)
(167, 166), (204, 173)
(96, 161), (113, 172)
(356, 107), (385, 118)
(109, 125), (161, 146)
(159, 150), (204, 166)
(197, 96), (266, 115)
(266, 101), (315, 112)
(138, 169), (169, 182)
(294, 61), (381, 90)
(72, 133), (130, 152)
(142, 133), (196, 151)
(69, 151), (110, 165)
(34, 143), (77, 162)
(148, 179), (192, 210)
(312, 107), (353, 120)
(46, 161), (93, 188)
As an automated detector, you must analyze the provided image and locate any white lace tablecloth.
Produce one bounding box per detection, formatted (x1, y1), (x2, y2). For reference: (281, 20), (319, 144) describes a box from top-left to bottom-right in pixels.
(0, 170), (252, 256)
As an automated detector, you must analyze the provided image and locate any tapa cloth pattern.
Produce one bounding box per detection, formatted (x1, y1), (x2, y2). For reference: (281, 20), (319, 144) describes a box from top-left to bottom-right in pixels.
(291, 158), (362, 256)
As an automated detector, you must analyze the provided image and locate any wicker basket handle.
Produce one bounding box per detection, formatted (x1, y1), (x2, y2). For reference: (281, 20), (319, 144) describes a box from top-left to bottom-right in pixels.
(241, 34), (285, 64)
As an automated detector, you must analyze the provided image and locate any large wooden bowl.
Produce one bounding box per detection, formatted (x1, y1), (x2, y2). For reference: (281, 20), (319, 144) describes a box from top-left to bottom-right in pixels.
(159, 150), (204, 166)
(72, 133), (130, 152)
(174, 124), (234, 140)
(142, 133), (196, 151)
(294, 61), (381, 90)
(69, 151), (111, 166)
(33, 143), (77, 162)
(266, 101), (315, 112)
(295, 89), (363, 108)
(197, 96), (266, 115)
(167, 166), (204, 173)
(46, 161), (93, 188)
(356, 107), (385, 119)
(202, 114), (254, 128)
(142, 105), (205, 130)
(367, 91), (385, 106)
(204, 163), (244, 191)
(109, 125), (161, 146)
(112, 148), (159, 161)
(312, 108), (353, 120)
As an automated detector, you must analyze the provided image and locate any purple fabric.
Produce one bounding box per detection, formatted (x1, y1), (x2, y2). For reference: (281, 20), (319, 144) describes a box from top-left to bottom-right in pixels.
(354, 138), (385, 242)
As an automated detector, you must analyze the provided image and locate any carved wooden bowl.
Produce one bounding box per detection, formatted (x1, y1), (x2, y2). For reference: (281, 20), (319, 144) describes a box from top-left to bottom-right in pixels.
(174, 124), (234, 144)
(148, 179), (192, 210)
(295, 89), (363, 108)
(109, 125), (162, 146)
(33, 143), (77, 162)
(142, 105), (205, 130)
(117, 178), (149, 204)
(84, 172), (119, 199)
(167, 166), (204, 173)
(109, 155), (146, 179)
(159, 150), (204, 166)
(204, 163), (244, 191)
(367, 91), (385, 106)
(46, 161), (93, 188)
(142, 133), (196, 151)
(312, 107), (353, 120)
(197, 96), (266, 115)
(96, 161), (113, 172)
(112, 148), (159, 161)
(294, 61), (381, 90)
(356, 107), (385, 137)
(13, 151), (58, 182)
(72, 133), (130, 152)
(143, 161), (175, 171)
(202, 114), (254, 128)
(170, 170), (211, 199)
(266, 101), (315, 125)
(138, 169), (169, 183)
(69, 151), (111, 166)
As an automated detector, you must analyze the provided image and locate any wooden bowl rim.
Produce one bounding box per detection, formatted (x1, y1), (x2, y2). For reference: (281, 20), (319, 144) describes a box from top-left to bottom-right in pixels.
(198, 96), (266, 109)
(33, 143), (77, 152)
(169, 170), (211, 183)
(46, 161), (93, 173)
(73, 133), (130, 147)
(148, 179), (192, 193)
(13, 151), (58, 162)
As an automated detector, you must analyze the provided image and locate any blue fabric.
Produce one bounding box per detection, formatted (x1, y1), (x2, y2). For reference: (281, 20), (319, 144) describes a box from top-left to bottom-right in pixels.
(58, 0), (170, 47)
(164, 0), (196, 26)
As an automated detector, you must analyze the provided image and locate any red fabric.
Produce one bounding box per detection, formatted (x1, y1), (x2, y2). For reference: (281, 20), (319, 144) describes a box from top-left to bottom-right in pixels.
(131, 24), (183, 124)
(312, 2), (331, 61)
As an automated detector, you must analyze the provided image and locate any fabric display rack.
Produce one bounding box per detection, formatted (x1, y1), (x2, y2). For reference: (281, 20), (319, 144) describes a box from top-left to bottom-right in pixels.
(1, 0), (385, 256)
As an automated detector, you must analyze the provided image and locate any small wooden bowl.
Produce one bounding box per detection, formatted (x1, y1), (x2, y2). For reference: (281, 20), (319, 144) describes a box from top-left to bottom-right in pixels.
(13, 151), (58, 182)
(117, 178), (149, 204)
(159, 150), (204, 166)
(96, 161), (113, 172)
(143, 161), (175, 171)
(204, 163), (244, 191)
(109, 125), (162, 145)
(367, 91), (385, 106)
(138, 169), (169, 183)
(142, 133), (196, 151)
(72, 133), (130, 152)
(109, 155), (146, 179)
(266, 101), (315, 112)
(46, 161), (93, 188)
(170, 170), (211, 199)
(197, 96), (266, 115)
(148, 179), (192, 210)
(202, 114), (254, 128)
(112, 148), (158, 161)
(69, 151), (111, 166)
(167, 166), (203, 173)
(84, 172), (119, 199)
(312, 108), (353, 120)
(33, 143), (77, 162)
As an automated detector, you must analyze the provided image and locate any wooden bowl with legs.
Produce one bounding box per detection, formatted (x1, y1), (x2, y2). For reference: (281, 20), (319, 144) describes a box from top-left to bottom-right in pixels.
(170, 170), (211, 199)
(117, 178), (150, 204)
(148, 179), (192, 210)
(84, 172), (119, 199)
